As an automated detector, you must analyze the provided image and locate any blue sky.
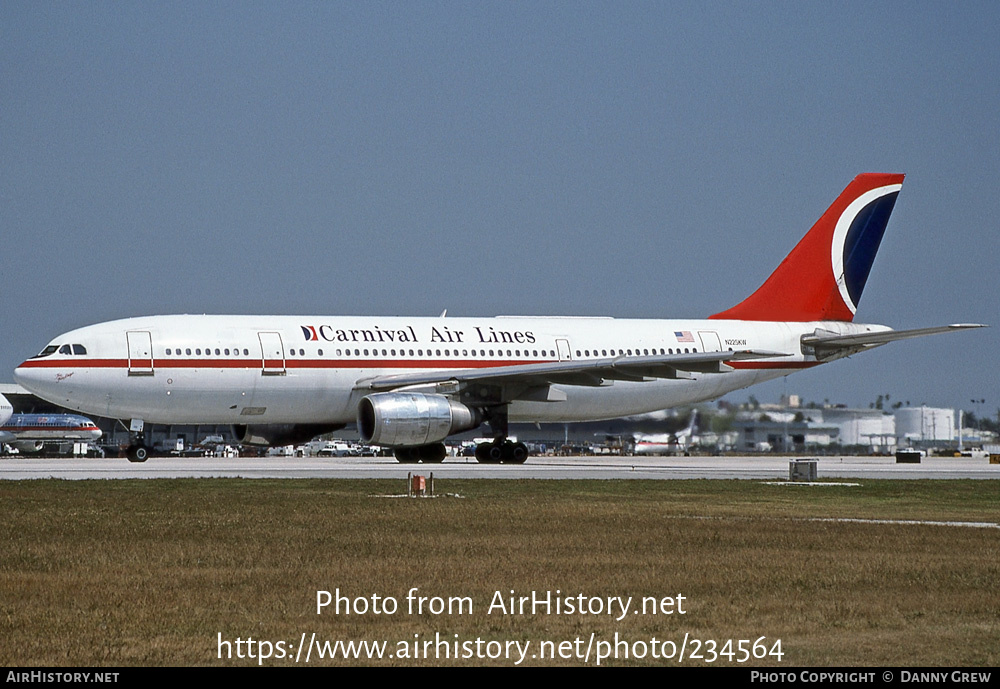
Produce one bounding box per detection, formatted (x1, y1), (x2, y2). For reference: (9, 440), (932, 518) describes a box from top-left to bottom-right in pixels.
(2, 2), (997, 415)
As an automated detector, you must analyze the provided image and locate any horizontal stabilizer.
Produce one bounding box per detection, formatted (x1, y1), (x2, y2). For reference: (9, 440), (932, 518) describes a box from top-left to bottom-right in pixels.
(801, 324), (986, 360)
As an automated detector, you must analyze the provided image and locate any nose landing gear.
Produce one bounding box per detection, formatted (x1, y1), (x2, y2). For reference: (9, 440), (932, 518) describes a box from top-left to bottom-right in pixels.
(125, 418), (150, 463)
(126, 443), (149, 463)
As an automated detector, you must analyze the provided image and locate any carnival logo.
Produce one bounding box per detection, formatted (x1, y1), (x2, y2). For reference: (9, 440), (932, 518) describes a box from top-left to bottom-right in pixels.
(299, 322), (536, 345)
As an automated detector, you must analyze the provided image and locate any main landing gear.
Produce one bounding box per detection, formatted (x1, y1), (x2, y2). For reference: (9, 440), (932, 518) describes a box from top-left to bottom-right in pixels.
(391, 439), (528, 464)
(474, 439), (529, 464)
(388, 404), (531, 464)
(473, 404), (528, 464)
(394, 443), (447, 464)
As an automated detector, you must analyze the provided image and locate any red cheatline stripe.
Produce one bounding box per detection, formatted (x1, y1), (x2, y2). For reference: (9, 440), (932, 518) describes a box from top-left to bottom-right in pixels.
(18, 358), (817, 372)
(18, 357), (551, 371)
(19, 359), (128, 368)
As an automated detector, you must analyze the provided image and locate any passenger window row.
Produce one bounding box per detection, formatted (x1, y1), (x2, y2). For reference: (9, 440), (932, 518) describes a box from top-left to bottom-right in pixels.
(159, 348), (559, 359)
(574, 347), (697, 357)
(164, 348), (250, 356)
(324, 348), (557, 358)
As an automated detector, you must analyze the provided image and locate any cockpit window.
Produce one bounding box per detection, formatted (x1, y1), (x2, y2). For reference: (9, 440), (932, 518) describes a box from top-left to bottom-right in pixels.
(59, 344), (72, 355)
(33, 345), (59, 358)
(72, 344), (87, 355)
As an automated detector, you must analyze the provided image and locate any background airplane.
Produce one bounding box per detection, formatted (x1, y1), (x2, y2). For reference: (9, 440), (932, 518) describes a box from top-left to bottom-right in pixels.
(0, 409), (102, 454)
(632, 410), (698, 456)
(0, 393), (13, 445)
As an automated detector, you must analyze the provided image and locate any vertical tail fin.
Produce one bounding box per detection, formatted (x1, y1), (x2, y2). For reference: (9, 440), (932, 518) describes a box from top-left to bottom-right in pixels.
(709, 173), (904, 322)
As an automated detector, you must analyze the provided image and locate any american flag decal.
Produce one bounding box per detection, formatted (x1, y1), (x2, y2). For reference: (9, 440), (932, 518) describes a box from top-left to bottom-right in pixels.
(674, 331), (694, 343)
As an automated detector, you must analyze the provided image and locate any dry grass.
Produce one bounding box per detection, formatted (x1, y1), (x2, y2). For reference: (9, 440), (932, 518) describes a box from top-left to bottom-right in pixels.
(0, 479), (997, 666)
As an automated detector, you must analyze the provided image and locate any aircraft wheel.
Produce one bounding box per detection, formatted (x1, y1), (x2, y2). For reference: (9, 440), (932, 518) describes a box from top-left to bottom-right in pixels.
(394, 448), (418, 463)
(127, 445), (149, 463)
(488, 442), (505, 463)
(509, 442), (529, 464)
(395, 444), (447, 463)
(475, 442), (498, 463)
(420, 444), (447, 463)
(474, 443), (489, 463)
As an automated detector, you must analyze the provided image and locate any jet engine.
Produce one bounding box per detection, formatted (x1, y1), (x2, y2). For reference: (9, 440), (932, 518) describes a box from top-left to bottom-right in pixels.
(232, 423), (344, 447)
(358, 392), (481, 447)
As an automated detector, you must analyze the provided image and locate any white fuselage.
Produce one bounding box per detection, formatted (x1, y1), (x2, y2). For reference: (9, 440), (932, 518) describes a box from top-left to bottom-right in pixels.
(13, 314), (877, 427)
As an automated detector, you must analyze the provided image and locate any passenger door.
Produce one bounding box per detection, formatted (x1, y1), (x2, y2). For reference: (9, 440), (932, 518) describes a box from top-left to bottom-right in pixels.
(126, 331), (154, 376)
(556, 338), (572, 361)
(258, 332), (286, 375)
(698, 331), (723, 352)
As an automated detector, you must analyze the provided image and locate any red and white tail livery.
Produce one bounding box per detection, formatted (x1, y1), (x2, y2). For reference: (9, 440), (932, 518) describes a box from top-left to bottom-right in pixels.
(14, 174), (984, 463)
(711, 173), (903, 322)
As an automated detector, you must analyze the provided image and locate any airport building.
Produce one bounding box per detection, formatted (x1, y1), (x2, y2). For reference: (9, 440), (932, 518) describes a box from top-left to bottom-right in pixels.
(733, 416), (840, 453)
(821, 407), (897, 451)
(729, 404), (962, 454)
(895, 406), (956, 445)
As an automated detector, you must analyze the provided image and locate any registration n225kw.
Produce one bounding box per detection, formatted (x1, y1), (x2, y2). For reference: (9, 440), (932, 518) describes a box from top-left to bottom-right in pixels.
(14, 174), (983, 463)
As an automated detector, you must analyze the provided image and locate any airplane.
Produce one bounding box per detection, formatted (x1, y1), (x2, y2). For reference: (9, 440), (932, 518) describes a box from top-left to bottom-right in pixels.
(632, 410), (698, 456)
(13, 173), (984, 464)
(0, 393), (13, 444)
(0, 409), (103, 454)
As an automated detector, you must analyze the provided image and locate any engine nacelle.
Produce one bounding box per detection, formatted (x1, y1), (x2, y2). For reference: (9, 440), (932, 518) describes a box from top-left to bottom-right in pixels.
(232, 423), (344, 447)
(358, 393), (481, 447)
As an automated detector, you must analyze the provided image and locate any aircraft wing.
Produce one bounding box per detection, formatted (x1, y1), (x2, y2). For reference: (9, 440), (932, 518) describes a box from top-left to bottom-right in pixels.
(801, 324), (986, 360)
(357, 349), (789, 393)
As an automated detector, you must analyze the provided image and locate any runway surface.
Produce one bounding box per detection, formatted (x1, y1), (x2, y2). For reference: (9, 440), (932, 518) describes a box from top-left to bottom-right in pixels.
(1, 454), (997, 480)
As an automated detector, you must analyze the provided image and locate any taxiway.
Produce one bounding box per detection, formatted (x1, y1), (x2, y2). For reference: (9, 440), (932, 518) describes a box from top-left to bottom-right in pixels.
(0, 454), (997, 480)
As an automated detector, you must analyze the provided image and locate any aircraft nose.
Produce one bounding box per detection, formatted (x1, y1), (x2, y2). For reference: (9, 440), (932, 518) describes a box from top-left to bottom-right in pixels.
(13, 362), (29, 386)
(13, 361), (53, 398)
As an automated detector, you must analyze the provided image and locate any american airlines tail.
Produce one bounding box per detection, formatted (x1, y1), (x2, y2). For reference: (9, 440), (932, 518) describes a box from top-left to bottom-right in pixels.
(710, 173), (904, 322)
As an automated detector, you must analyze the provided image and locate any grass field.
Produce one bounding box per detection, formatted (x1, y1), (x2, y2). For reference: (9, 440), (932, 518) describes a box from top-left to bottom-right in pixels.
(1, 478), (997, 666)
